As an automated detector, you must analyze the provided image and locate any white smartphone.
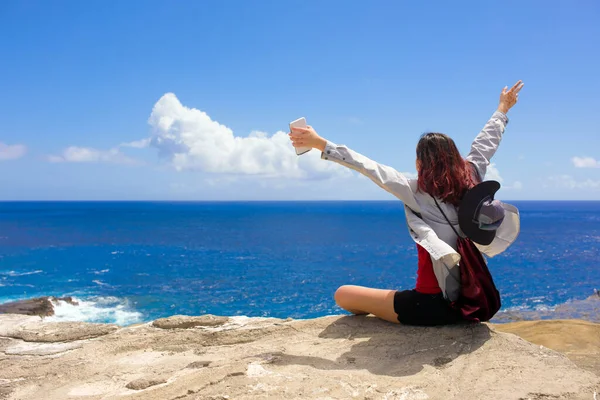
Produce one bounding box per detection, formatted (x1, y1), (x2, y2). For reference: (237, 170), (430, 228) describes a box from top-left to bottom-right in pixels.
(289, 117), (312, 156)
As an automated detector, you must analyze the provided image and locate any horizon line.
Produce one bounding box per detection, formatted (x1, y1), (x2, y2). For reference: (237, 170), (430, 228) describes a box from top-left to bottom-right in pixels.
(1, 199), (600, 203)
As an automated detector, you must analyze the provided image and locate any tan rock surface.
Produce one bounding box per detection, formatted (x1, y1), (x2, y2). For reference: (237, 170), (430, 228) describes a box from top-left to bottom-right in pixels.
(0, 314), (598, 400)
(152, 314), (229, 329)
(125, 377), (168, 390)
(494, 319), (600, 375)
(0, 314), (118, 343)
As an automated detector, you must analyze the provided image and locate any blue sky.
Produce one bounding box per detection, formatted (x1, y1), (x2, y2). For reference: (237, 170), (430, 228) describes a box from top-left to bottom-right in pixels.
(1, 0), (599, 200)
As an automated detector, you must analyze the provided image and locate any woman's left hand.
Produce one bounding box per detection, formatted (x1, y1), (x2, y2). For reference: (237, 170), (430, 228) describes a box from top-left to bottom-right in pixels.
(288, 125), (327, 152)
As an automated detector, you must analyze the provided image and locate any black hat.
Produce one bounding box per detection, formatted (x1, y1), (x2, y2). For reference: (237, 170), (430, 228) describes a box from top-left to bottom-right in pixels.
(458, 180), (505, 245)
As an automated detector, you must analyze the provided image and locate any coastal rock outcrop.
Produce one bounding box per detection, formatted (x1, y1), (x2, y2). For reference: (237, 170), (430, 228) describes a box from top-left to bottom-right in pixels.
(0, 314), (598, 399)
(0, 296), (78, 317)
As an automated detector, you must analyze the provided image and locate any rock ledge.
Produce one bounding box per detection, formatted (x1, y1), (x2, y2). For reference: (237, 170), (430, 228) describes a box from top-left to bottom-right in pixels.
(0, 314), (598, 400)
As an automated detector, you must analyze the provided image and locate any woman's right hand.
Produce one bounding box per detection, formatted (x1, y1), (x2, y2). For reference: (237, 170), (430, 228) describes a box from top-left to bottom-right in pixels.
(289, 125), (328, 152)
(497, 80), (524, 114)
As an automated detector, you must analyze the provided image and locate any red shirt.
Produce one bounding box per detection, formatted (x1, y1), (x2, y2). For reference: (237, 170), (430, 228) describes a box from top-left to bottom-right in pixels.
(415, 244), (442, 294)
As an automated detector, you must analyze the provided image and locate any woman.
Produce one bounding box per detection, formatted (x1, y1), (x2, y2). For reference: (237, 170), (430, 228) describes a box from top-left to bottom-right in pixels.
(289, 81), (524, 326)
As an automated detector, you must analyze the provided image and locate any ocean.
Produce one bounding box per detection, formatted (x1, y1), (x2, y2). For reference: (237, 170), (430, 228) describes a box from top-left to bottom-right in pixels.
(1, 201), (598, 325)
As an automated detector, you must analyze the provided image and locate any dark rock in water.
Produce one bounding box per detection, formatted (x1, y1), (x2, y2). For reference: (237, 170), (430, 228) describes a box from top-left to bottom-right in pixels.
(0, 296), (79, 317)
(0, 298), (54, 317)
(53, 296), (79, 306)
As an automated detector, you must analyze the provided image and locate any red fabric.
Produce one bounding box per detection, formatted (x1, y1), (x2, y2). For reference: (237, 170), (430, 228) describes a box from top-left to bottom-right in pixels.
(415, 244), (442, 294)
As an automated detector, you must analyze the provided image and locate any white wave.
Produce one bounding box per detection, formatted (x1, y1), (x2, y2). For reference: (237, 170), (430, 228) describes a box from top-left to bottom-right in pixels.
(500, 303), (557, 313)
(92, 269), (109, 275)
(92, 280), (111, 287)
(0, 283), (35, 288)
(0, 270), (43, 277)
(92, 296), (123, 305)
(46, 297), (143, 326)
(533, 304), (556, 312)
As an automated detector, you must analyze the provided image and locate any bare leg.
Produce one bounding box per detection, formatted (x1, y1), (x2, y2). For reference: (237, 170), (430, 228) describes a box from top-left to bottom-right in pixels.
(334, 285), (399, 324)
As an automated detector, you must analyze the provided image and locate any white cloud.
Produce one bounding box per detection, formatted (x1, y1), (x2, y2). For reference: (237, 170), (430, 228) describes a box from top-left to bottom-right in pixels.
(572, 156), (600, 168)
(49, 138), (148, 165)
(503, 180), (523, 190)
(48, 146), (139, 165)
(120, 138), (151, 149)
(0, 142), (27, 160)
(546, 174), (600, 190)
(485, 163), (521, 190)
(43, 94), (376, 183)
(146, 93), (349, 179)
(204, 176), (240, 187)
(485, 163), (503, 182)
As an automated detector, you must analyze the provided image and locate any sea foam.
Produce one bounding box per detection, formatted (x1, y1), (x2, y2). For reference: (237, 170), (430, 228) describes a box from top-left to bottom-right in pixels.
(46, 296), (143, 326)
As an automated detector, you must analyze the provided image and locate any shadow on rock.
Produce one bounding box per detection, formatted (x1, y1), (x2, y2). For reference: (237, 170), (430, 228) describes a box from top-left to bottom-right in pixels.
(272, 315), (491, 377)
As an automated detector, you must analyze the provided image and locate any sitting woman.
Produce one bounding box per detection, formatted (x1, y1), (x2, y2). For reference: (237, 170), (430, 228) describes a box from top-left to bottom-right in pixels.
(289, 81), (524, 326)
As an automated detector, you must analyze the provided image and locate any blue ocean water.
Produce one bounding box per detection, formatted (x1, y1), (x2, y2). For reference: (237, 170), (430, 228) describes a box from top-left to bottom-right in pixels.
(0, 201), (598, 325)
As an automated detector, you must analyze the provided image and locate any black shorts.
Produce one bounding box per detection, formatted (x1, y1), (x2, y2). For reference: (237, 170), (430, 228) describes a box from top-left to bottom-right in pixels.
(393, 289), (462, 326)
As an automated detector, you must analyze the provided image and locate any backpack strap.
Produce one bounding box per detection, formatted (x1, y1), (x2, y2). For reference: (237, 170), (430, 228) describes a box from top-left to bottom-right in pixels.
(433, 197), (461, 237)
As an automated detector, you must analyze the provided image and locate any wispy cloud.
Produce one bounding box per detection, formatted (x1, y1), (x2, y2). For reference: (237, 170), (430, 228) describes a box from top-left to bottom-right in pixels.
(47, 146), (140, 165)
(119, 139), (151, 149)
(545, 174), (600, 190)
(503, 181), (523, 190)
(0, 142), (27, 161)
(572, 156), (600, 168)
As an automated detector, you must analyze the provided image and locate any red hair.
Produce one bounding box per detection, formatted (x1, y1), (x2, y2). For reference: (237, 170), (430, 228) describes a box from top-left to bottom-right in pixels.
(416, 132), (479, 205)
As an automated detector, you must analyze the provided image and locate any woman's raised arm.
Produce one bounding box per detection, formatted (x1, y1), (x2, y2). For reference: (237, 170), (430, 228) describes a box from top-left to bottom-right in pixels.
(466, 80), (524, 180)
